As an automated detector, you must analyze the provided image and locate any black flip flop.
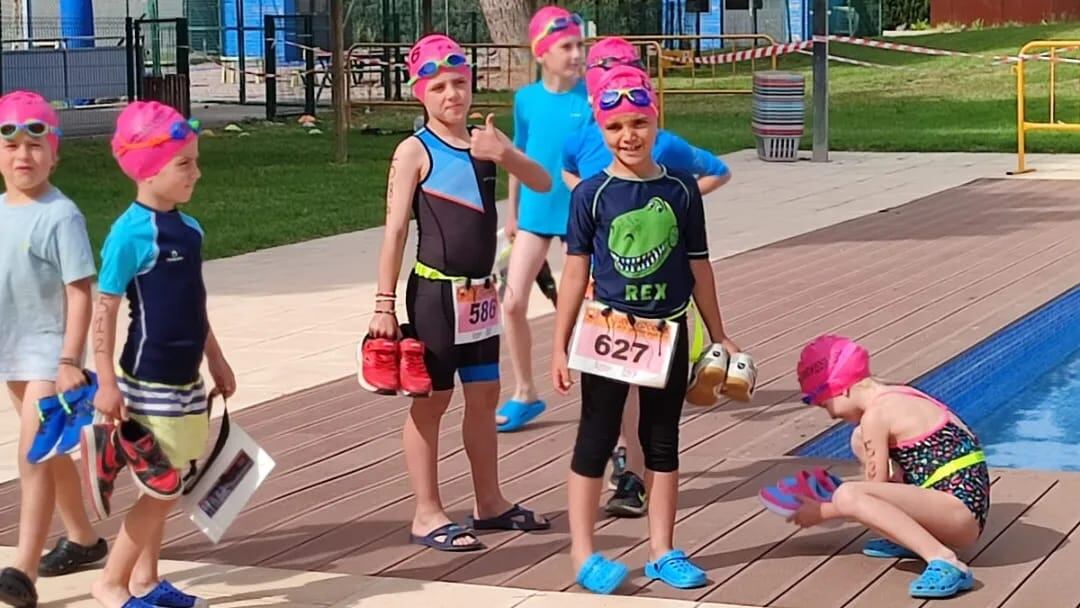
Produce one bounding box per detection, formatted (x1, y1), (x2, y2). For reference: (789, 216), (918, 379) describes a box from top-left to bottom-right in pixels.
(409, 523), (485, 552)
(39, 536), (108, 577)
(467, 504), (551, 531)
(0, 567), (37, 608)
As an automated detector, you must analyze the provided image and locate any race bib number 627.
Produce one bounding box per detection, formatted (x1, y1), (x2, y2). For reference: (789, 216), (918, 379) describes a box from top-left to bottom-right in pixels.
(568, 302), (678, 388)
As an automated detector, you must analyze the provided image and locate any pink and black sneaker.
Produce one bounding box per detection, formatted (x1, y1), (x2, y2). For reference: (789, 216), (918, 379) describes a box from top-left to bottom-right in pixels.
(80, 423), (126, 519)
(117, 419), (181, 500)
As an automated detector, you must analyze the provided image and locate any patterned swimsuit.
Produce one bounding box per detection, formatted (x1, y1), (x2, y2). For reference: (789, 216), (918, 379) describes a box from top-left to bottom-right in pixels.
(885, 387), (991, 532)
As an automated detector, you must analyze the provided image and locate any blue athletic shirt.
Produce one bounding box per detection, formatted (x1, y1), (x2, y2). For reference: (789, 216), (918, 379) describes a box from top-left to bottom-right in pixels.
(562, 126), (730, 181)
(512, 79), (593, 236)
(98, 202), (209, 385)
(566, 167), (708, 319)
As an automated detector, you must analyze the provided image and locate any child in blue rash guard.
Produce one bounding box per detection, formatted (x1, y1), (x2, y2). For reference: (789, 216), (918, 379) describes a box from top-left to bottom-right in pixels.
(495, 5), (593, 434)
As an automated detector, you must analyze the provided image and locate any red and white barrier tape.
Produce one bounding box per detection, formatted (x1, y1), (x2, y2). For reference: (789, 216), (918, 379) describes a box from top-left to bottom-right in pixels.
(677, 35), (1080, 67)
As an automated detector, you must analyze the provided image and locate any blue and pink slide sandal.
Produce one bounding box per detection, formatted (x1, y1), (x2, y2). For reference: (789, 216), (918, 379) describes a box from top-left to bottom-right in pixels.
(496, 399), (546, 433)
(909, 559), (974, 598)
(576, 553), (628, 594)
(759, 468), (844, 517)
(645, 549), (707, 589)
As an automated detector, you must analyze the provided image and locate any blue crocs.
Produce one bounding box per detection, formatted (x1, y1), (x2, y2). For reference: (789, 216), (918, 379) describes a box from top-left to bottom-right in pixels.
(496, 399), (546, 433)
(909, 559), (974, 598)
(26, 397), (66, 464)
(863, 537), (919, 559)
(576, 553), (628, 595)
(645, 549), (707, 589)
(138, 579), (209, 608)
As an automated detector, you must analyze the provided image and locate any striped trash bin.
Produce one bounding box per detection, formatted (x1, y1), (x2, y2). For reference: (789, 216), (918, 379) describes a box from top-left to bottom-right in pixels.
(752, 71), (805, 162)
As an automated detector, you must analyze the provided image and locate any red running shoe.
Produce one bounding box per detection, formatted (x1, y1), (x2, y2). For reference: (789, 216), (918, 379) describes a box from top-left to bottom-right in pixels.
(357, 336), (400, 395)
(398, 338), (433, 397)
(117, 419), (181, 500)
(80, 423), (126, 519)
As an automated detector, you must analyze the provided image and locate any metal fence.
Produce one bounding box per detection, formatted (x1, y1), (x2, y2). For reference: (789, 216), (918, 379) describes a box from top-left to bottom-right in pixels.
(0, 16), (129, 135)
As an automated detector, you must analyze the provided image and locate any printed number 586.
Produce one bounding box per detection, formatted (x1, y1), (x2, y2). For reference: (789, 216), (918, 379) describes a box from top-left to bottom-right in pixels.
(594, 335), (648, 363)
(469, 300), (495, 324)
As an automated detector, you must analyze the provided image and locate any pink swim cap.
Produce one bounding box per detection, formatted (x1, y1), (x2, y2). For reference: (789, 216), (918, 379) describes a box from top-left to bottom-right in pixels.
(111, 101), (198, 181)
(585, 37), (642, 97)
(797, 335), (871, 405)
(529, 6), (583, 58)
(591, 65), (657, 127)
(0, 90), (61, 152)
(406, 34), (472, 102)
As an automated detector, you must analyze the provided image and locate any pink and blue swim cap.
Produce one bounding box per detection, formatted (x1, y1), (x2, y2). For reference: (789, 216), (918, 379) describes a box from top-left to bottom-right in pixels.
(797, 335), (872, 405)
(585, 37), (643, 97)
(0, 90), (61, 153)
(591, 64), (657, 126)
(111, 101), (199, 181)
(529, 6), (583, 58)
(406, 34), (472, 102)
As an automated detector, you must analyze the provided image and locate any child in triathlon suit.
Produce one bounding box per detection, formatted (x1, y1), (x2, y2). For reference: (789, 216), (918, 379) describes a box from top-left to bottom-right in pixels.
(0, 90), (106, 608)
(793, 335), (990, 599)
(496, 5), (593, 434)
(552, 65), (741, 594)
(563, 37), (734, 519)
(366, 34), (553, 552)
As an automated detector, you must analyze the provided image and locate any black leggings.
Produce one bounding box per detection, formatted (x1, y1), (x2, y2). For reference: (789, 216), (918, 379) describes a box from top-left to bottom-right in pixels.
(570, 316), (689, 478)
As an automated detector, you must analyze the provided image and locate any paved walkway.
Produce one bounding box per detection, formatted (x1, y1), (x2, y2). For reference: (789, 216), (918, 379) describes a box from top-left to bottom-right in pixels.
(1, 150), (1074, 483)
(0, 548), (742, 608)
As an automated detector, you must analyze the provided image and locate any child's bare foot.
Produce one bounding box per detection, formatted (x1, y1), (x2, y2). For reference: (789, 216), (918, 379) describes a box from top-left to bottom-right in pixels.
(91, 578), (137, 608)
(128, 577), (159, 598)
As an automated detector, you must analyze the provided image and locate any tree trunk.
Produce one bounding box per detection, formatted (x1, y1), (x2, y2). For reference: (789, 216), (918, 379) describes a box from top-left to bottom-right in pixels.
(476, 0), (535, 89)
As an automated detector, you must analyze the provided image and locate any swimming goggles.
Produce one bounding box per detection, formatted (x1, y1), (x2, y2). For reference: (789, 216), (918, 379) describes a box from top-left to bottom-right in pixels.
(801, 384), (828, 405)
(597, 87), (653, 110)
(531, 13), (584, 48)
(408, 53), (469, 85)
(0, 120), (61, 140)
(587, 56), (645, 71)
(114, 118), (201, 155)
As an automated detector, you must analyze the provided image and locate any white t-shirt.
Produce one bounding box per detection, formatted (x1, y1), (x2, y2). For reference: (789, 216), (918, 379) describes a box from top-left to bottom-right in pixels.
(0, 187), (97, 381)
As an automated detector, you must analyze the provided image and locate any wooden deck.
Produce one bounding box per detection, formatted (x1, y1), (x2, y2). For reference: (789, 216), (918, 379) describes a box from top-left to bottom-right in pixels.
(4, 177), (1080, 607)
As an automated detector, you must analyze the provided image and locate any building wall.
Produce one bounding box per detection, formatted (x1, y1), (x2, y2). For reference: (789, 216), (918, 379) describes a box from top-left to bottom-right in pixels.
(931, 0), (1080, 26)
(2, 0), (185, 40)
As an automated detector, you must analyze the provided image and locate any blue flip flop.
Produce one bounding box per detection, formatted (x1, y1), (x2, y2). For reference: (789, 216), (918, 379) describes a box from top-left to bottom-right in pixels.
(644, 549), (707, 589)
(909, 559), (974, 598)
(409, 523), (485, 552)
(577, 553), (628, 595)
(863, 537), (920, 559)
(496, 399), (546, 433)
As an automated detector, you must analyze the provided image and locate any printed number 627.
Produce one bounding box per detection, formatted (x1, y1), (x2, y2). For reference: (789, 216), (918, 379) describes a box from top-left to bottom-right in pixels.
(594, 335), (648, 363)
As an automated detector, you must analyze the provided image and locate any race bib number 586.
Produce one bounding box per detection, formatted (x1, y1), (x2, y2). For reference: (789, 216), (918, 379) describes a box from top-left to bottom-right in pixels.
(453, 277), (501, 345)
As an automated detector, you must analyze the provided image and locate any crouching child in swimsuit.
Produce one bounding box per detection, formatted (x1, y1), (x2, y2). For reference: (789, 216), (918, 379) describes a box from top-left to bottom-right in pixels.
(793, 334), (991, 600)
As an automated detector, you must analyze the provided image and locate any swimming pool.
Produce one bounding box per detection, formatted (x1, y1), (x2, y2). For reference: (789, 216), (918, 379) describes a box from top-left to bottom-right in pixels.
(978, 347), (1080, 471)
(797, 284), (1080, 471)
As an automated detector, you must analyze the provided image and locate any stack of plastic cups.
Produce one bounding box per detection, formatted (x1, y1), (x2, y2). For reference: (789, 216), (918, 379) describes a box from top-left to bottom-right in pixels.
(751, 71), (805, 162)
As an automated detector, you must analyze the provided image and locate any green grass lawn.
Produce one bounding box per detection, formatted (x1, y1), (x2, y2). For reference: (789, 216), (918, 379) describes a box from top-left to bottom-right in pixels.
(51, 22), (1080, 260)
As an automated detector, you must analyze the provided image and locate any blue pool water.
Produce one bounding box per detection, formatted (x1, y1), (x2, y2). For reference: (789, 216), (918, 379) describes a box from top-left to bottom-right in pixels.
(798, 284), (1080, 470)
(977, 347), (1080, 471)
